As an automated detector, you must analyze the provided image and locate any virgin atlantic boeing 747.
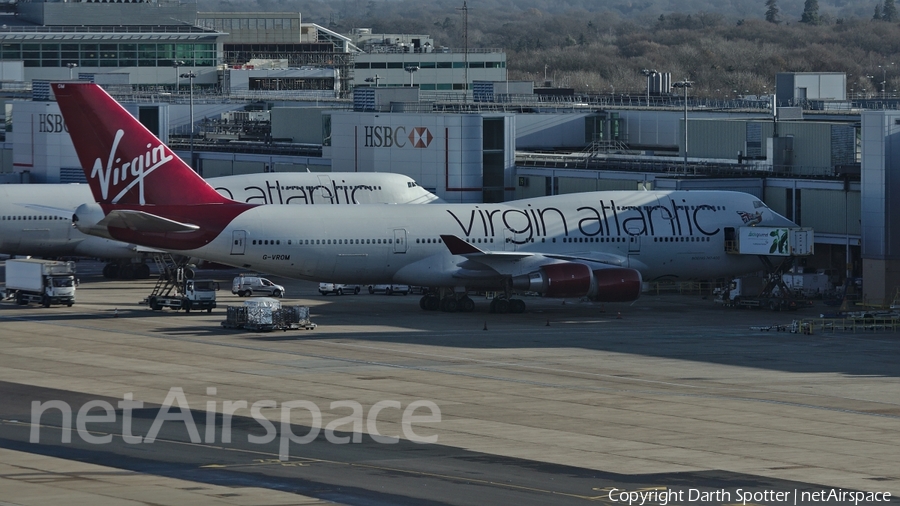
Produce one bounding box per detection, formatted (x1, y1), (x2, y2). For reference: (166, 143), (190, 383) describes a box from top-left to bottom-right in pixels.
(53, 82), (797, 313)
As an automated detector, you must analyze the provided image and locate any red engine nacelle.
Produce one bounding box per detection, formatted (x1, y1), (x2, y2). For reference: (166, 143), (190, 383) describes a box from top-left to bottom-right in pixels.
(591, 267), (642, 302)
(513, 263), (642, 301)
(513, 262), (592, 297)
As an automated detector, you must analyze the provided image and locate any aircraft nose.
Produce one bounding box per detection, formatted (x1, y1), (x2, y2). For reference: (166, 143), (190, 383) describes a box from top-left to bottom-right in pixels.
(764, 210), (798, 228)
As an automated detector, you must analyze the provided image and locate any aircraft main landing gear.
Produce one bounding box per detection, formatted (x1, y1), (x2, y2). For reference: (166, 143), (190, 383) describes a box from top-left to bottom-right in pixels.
(489, 297), (526, 314)
(419, 293), (475, 312)
(103, 261), (151, 279)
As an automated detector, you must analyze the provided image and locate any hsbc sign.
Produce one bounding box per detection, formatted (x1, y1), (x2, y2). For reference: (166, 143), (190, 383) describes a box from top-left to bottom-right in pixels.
(364, 125), (434, 149)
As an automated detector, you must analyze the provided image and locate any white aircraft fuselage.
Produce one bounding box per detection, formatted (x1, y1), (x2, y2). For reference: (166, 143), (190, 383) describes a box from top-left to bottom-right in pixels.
(0, 173), (439, 258)
(124, 190), (788, 285)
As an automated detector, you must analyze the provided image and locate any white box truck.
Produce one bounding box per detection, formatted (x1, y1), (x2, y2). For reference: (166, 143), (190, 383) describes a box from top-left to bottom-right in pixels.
(5, 259), (76, 307)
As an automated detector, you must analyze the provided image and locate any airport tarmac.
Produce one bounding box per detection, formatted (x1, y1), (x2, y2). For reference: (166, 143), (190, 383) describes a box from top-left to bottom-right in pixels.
(0, 260), (898, 505)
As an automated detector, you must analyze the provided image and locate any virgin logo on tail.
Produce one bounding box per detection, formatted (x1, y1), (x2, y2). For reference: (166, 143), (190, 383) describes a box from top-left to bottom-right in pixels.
(92, 129), (174, 205)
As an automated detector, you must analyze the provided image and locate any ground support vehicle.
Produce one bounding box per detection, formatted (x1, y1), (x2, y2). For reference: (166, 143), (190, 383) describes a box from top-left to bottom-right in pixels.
(715, 254), (814, 312)
(715, 276), (811, 311)
(318, 283), (360, 295)
(4, 259), (76, 307)
(232, 275), (285, 297)
(143, 254), (217, 313)
(368, 284), (410, 295)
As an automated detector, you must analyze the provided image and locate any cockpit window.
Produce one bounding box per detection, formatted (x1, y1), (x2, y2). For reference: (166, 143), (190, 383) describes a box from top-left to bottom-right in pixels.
(752, 200), (768, 209)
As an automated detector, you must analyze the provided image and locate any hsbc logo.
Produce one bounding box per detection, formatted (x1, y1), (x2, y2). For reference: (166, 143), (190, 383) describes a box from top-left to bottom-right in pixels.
(38, 113), (68, 133)
(364, 126), (433, 149)
(408, 127), (433, 148)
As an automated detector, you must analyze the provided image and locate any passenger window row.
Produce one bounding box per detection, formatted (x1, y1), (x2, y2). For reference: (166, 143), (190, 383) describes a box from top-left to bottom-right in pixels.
(250, 238), (395, 246)
(2, 215), (68, 221)
(561, 237), (625, 243)
(653, 237), (712, 242)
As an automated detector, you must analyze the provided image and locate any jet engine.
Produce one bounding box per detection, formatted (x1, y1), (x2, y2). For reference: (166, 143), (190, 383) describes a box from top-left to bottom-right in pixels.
(73, 202), (114, 240)
(590, 267), (642, 302)
(512, 263), (642, 302)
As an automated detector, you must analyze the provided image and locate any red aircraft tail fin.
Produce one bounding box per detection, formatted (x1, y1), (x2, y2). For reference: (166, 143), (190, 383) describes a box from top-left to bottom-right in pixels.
(52, 82), (232, 208)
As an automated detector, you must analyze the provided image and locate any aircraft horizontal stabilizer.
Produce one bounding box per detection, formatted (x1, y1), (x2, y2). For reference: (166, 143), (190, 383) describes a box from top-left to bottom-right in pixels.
(133, 245), (168, 253)
(97, 210), (200, 233)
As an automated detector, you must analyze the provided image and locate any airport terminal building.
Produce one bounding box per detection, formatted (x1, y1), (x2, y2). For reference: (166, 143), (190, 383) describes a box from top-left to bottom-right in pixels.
(1, 0), (898, 303)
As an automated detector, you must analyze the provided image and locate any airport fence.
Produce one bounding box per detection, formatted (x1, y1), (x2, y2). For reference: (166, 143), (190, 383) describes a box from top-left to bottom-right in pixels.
(645, 280), (726, 296)
(795, 317), (900, 334)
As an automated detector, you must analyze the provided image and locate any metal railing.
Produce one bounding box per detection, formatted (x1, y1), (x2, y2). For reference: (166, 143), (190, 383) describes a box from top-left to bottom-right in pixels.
(794, 316), (900, 333)
(516, 153), (841, 179)
(0, 25), (214, 34)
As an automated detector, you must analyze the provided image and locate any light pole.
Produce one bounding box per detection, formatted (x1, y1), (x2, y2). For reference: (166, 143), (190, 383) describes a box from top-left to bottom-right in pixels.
(879, 63), (894, 99)
(173, 60), (185, 93)
(641, 68), (657, 106)
(67, 63), (78, 80)
(673, 80), (693, 167)
(404, 66), (419, 87)
(459, 1), (469, 101)
(180, 71), (196, 171)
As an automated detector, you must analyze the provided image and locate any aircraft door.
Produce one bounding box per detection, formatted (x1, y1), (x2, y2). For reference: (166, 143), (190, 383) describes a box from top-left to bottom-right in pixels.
(22, 229), (51, 250)
(393, 229), (408, 253)
(231, 230), (247, 255)
(627, 235), (641, 253)
(503, 228), (518, 251)
(1, 223), (21, 252)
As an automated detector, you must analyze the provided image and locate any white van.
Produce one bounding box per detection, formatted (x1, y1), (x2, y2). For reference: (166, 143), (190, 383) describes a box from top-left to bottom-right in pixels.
(318, 283), (361, 295)
(232, 275), (285, 297)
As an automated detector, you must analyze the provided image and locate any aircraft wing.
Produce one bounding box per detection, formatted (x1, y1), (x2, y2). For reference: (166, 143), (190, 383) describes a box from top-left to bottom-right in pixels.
(543, 252), (628, 267)
(440, 234), (531, 258)
(440, 234), (629, 277)
(98, 210), (200, 233)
